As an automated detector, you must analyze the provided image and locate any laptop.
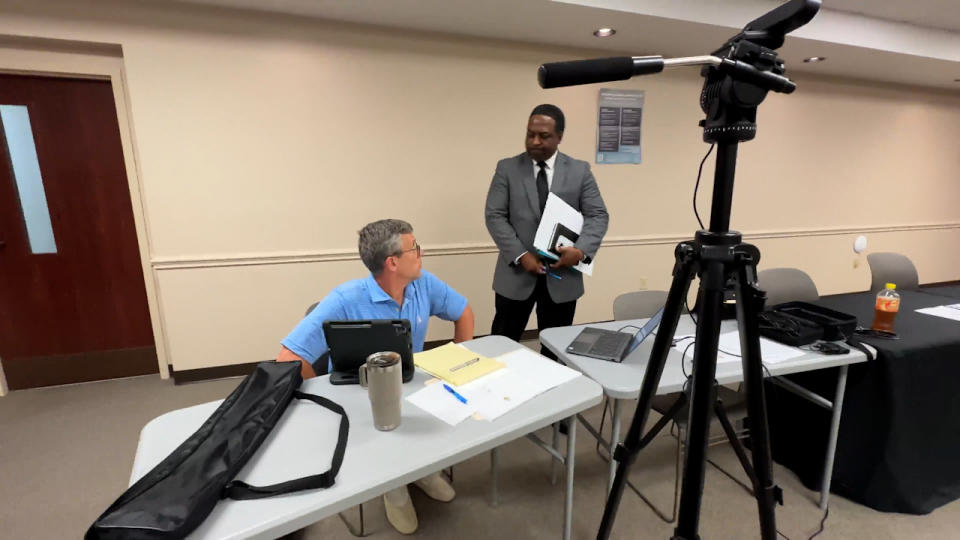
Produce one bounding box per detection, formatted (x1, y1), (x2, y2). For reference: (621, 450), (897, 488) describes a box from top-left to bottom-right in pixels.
(566, 308), (664, 362)
(322, 319), (415, 385)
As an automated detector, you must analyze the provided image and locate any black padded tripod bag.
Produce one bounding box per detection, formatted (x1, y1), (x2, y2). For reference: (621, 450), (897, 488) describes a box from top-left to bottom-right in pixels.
(86, 361), (349, 540)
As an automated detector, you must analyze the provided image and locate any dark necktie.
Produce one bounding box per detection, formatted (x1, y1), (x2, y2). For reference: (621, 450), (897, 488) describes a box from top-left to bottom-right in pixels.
(536, 161), (548, 214)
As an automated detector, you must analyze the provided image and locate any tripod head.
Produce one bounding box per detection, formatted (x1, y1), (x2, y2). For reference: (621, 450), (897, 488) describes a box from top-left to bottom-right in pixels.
(699, 0), (821, 144)
(537, 0), (821, 145)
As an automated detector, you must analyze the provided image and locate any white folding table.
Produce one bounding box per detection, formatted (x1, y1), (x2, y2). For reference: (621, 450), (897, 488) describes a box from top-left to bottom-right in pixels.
(540, 317), (869, 511)
(131, 336), (602, 539)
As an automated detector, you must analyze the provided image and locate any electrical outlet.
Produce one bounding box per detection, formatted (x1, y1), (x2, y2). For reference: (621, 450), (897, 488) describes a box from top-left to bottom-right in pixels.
(637, 277), (648, 290)
(853, 259), (860, 269)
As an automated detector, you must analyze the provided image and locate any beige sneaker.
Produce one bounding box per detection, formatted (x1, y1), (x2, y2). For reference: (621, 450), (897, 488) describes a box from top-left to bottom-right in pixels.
(413, 472), (456, 502)
(384, 486), (418, 534)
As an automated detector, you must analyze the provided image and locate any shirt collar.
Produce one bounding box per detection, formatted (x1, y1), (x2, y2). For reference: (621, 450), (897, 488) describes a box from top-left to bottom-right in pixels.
(366, 274), (414, 305)
(366, 274), (395, 304)
(532, 151), (558, 170)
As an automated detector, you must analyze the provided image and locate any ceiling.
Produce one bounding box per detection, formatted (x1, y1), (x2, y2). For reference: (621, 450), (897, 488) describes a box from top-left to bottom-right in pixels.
(157, 0), (960, 90)
(827, 0), (960, 32)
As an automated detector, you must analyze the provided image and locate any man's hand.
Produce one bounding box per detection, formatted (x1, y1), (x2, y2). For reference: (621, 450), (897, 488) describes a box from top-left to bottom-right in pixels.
(519, 252), (546, 275)
(551, 246), (584, 269)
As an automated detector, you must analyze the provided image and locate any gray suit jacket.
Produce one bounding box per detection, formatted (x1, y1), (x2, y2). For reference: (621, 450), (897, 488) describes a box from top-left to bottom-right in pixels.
(485, 152), (609, 303)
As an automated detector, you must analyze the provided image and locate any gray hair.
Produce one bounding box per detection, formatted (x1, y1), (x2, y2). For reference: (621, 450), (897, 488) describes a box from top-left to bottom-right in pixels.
(358, 219), (414, 275)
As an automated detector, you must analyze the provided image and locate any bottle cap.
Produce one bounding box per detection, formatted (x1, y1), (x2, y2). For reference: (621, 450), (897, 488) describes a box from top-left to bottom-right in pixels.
(885, 283), (896, 290)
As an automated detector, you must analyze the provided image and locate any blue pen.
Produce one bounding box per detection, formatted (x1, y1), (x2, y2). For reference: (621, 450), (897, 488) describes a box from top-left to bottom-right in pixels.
(442, 384), (468, 404)
(548, 271), (563, 280)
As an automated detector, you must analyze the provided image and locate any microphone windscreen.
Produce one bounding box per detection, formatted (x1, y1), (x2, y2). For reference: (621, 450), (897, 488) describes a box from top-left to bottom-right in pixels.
(538, 57), (635, 88)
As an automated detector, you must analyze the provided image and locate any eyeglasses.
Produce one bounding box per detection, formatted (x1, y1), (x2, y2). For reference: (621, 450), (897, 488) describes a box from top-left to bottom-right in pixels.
(394, 241), (421, 258)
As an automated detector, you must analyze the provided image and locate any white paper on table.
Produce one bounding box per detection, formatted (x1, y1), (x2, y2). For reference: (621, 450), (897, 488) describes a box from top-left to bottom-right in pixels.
(459, 347), (581, 421)
(673, 331), (805, 366)
(405, 381), (476, 426)
(532, 193), (594, 276)
(916, 305), (960, 322)
(718, 331), (806, 364)
(458, 369), (538, 420)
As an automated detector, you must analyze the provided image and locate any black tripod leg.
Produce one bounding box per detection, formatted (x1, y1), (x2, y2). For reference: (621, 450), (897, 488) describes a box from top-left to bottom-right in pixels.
(597, 244), (696, 540)
(734, 264), (779, 540)
(673, 259), (726, 540)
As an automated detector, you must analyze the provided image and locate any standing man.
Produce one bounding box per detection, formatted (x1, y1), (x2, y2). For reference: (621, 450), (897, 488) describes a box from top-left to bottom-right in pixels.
(485, 104), (609, 356)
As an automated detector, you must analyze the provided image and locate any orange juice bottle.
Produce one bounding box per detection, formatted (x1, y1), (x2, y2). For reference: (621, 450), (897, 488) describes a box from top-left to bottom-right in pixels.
(871, 283), (900, 332)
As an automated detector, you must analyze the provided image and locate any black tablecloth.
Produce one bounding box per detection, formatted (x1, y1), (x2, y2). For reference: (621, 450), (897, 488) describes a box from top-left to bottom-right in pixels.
(766, 290), (960, 514)
(919, 285), (960, 300)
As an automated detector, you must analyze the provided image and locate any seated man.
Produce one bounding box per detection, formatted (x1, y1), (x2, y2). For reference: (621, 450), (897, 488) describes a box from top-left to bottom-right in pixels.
(277, 218), (475, 535)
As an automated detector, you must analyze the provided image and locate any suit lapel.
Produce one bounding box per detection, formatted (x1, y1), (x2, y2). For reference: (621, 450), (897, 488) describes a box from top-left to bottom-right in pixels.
(520, 154), (542, 221)
(552, 153), (568, 197)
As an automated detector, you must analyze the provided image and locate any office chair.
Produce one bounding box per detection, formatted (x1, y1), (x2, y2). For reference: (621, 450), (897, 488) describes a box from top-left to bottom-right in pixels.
(757, 267), (820, 307)
(304, 302), (330, 376)
(867, 252), (920, 293)
(613, 290), (669, 321)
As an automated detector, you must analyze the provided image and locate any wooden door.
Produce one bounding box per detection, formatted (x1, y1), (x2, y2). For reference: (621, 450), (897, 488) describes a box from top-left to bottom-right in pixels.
(0, 74), (157, 390)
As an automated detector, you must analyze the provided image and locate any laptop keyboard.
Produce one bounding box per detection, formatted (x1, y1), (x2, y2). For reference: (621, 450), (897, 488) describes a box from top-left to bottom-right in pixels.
(590, 333), (627, 357)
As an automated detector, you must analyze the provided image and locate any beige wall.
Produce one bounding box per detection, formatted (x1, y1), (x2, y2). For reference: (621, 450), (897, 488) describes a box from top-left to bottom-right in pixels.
(0, 1), (958, 372)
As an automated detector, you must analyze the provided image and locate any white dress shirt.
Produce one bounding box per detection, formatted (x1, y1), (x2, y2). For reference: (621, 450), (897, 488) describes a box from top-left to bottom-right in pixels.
(532, 151), (558, 190)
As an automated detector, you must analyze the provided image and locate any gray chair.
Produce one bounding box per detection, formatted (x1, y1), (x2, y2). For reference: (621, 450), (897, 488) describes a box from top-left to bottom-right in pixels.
(757, 267), (820, 307)
(605, 290), (746, 523)
(867, 252), (919, 292)
(303, 302), (329, 376)
(613, 290), (669, 320)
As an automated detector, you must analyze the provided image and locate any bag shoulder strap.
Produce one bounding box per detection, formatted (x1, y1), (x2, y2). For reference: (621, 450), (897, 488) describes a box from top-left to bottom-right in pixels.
(222, 391), (349, 500)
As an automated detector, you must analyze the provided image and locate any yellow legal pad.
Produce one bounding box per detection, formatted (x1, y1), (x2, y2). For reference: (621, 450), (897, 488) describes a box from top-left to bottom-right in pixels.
(414, 342), (505, 386)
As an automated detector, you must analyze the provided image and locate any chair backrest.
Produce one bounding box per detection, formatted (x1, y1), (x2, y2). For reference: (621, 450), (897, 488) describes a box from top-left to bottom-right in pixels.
(613, 290), (669, 320)
(303, 302), (329, 375)
(757, 268), (820, 308)
(867, 252), (919, 292)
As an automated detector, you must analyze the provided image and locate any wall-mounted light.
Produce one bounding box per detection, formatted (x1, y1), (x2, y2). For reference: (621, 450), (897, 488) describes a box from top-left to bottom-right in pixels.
(593, 28), (616, 37)
(803, 56), (827, 63)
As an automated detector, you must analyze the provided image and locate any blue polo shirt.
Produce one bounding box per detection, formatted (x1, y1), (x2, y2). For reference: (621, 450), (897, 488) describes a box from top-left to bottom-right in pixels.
(282, 270), (468, 365)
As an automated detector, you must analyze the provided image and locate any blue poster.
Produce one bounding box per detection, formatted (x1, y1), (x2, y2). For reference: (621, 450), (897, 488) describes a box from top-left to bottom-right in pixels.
(596, 89), (644, 164)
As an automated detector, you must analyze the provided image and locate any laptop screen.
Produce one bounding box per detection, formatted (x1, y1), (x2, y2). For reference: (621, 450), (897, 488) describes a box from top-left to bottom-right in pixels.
(625, 307), (664, 355)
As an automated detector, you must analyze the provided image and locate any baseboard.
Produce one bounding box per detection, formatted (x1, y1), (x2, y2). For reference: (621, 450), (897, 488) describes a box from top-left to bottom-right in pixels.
(920, 280), (960, 288)
(422, 328), (541, 350)
(172, 329), (552, 384)
(171, 361), (262, 384)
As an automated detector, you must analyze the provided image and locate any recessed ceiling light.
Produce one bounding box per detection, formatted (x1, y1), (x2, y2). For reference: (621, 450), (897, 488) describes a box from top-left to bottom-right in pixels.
(593, 28), (616, 37)
(803, 56), (827, 63)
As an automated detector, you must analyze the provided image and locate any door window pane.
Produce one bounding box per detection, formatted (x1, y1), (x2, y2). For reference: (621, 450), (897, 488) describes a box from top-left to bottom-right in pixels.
(1, 104), (57, 254)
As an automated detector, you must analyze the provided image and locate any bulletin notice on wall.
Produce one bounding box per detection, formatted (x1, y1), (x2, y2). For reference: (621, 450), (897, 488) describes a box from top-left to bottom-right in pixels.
(596, 88), (644, 164)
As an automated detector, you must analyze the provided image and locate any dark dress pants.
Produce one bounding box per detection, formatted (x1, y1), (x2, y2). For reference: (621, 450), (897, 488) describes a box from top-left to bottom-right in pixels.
(491, 275), (576, 360)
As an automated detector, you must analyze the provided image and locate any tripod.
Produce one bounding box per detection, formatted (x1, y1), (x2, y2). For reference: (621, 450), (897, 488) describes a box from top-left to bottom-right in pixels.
(592, 3), (821, 538)
(534, 2), (822, 536)
(596, 151), (778, 539)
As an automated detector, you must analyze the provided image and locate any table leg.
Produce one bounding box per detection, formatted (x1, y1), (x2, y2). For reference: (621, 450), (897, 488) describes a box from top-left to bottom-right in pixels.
(820, 364), (848, 510)
(608, 398), (622, 495)
(490, 446), (501, 507)
(563, 415), (576, 540)
(551, 422), (560, 485)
